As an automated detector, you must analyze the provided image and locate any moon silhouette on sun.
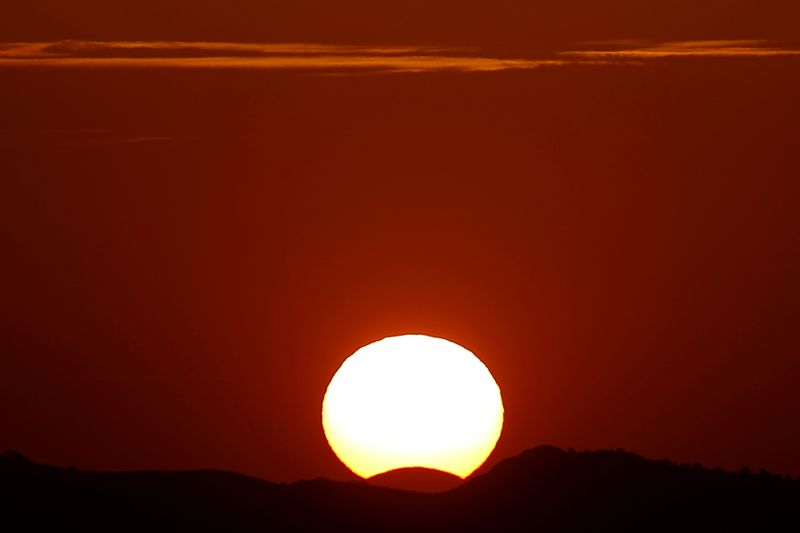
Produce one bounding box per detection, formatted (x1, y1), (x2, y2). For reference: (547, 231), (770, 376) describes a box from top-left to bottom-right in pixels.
(322, 335), (504, 479)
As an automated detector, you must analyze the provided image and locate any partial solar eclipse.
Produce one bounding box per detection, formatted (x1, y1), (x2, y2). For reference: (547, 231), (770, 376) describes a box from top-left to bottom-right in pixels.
(322, 335), (504, 479)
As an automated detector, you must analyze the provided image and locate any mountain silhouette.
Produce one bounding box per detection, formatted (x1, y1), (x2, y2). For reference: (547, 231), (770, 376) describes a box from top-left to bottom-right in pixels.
(368, 467), (464, 493)
(2, 446), (797, 531)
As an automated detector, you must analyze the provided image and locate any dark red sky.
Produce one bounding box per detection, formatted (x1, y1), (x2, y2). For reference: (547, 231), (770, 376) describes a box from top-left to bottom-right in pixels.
(1, 1), (799, 481)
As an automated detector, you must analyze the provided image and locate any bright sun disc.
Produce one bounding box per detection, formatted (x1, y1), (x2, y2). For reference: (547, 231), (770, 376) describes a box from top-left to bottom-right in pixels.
(322, 335), (504, 479)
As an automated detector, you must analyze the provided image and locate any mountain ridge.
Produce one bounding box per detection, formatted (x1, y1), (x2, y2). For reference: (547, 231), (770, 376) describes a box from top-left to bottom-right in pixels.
(2, 445), (797, 531)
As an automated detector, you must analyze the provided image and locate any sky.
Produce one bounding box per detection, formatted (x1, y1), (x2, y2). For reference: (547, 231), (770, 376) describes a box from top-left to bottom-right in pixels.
(1, 1), (799, 482)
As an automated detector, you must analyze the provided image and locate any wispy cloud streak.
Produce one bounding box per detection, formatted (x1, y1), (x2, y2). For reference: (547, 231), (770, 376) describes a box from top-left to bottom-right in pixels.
(0, 41), (463, 58)
(564, 39), (800, 59)
(0, 41), (561, 73)
(0, 39), (798, 73)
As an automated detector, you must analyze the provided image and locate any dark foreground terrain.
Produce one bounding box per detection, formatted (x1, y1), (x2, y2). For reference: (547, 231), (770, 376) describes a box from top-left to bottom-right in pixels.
(2, 446), (797, 531)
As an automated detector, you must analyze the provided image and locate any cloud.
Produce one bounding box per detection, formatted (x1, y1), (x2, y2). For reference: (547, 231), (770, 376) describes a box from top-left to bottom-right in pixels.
(563, 39), (800, 59)
(7, 129), (180, 147)
(0, 40), (797, 73)
(0, 40), (562, 73)
(0, 41), (463, 58)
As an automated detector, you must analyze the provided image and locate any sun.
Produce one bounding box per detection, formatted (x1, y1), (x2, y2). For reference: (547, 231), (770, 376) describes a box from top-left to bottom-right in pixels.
(322, 335), (504, 479)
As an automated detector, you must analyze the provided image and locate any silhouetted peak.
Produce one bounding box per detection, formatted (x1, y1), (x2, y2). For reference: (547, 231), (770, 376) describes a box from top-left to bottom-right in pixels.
(459, 445), (662, 496)
(368, 467), (463, 493)
(517, 444), (569, 460)
(491, 445), (649, 471)
(465, 445), (568, 481)
(3, 451), (30, 462)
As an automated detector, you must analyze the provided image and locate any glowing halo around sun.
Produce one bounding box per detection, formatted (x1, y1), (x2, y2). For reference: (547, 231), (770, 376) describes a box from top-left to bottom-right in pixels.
(322, 335), (504, 479)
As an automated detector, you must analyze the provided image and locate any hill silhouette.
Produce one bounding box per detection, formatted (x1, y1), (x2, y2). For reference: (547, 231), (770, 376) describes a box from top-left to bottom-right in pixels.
(368, 467), (464, 493)
(1, 446), (797, 531)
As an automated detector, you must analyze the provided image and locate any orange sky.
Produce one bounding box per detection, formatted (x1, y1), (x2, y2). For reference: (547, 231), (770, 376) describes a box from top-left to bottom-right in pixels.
(1, 1), (799, 481)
